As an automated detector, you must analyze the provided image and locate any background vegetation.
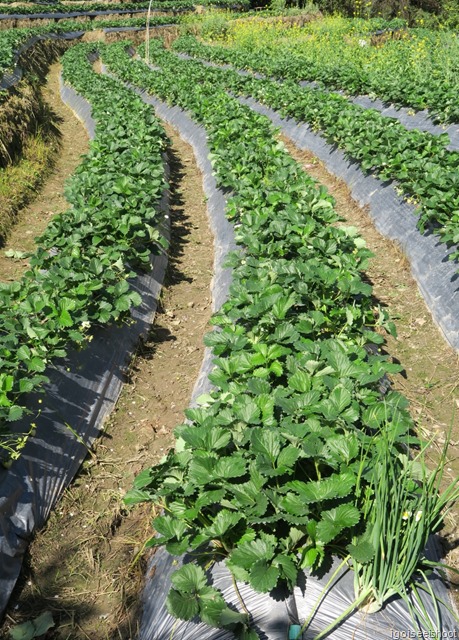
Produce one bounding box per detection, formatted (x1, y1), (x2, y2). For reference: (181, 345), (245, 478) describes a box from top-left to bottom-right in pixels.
(261, 0), (459, 28)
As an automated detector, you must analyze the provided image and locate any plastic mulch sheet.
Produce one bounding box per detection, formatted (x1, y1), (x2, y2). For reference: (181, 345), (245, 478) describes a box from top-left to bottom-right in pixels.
(0, 8), (147, 20)
(0, 27), (172, 92)
(349, 93), (459, 152)
(125, 86), (237, 403)
(298, 81), (459, 152)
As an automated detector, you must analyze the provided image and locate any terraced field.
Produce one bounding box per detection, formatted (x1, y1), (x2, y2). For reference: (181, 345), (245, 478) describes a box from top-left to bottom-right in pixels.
(1, 11), (459, 640)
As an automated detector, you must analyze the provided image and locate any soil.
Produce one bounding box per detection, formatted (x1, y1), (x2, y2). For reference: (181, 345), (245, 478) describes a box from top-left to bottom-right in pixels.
(0, 62), (88, 283)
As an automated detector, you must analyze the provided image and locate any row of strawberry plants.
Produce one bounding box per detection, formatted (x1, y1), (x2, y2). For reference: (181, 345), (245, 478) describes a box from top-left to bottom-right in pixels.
(0, 0), (243, 5)
(0, 1), (189, 15)
(100, 41), (444, 638)
(171, 36), (459, 262)
(0, 0), (158, 3)
(0, 0), (248, 16)
(0, 42), (168, 459)
(0, 16), (177, 77)
(178, 24), (459, 124)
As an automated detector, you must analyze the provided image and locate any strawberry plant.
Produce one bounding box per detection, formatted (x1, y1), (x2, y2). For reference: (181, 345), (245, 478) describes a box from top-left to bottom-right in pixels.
(98, 41), (458, 638)
(0, 17), (181, 78)
(0, 1), (192, 16)
(170, 36), (459, 264)
(0, 43), (168, 460)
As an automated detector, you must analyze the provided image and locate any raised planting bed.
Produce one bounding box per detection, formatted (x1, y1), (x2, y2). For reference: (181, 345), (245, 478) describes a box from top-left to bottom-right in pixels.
(99, 40), (459, 639)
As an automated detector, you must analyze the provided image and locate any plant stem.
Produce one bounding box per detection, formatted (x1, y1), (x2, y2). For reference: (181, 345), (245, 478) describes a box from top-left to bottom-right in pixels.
(297, 555), (350, 638)
(310, 587), (373, 640)
(168, 618), (179, 640)
(232, 574), (250, 617)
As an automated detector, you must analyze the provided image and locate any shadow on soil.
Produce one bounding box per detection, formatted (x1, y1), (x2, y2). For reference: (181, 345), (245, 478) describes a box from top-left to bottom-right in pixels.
(163, 144), (194, 288)
(1, 534), (148, 638)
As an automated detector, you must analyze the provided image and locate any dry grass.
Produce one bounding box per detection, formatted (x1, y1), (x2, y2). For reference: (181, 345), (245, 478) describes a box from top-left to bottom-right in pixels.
(0, 39), (76, 243)
(0, 128), (59, 244)
(0, 61), (88, 273)
(0, 82), (47, 167)
(0, 39), (68, 167)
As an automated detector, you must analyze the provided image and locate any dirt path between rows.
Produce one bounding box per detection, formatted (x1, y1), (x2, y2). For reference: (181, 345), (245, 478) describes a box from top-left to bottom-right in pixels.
(1, 123), (213, 640)
(0, 62), (88, 283)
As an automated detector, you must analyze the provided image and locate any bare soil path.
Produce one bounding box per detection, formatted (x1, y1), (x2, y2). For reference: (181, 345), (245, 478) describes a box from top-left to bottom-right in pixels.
(0, 61), (88, 282)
